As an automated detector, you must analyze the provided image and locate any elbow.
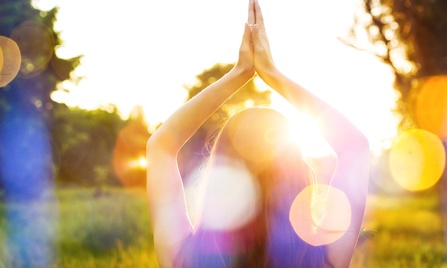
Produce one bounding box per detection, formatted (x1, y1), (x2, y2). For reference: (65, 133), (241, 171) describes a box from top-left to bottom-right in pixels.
(348, 134), (370, 160)
(146, 135), (158, 161)
(352, 134), (369, 154)
(146, 134), (157, 155)
(146, 130), (179, 157)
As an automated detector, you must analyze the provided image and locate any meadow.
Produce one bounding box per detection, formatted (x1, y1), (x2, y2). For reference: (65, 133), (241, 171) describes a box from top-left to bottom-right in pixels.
(0, 187), (445, 267)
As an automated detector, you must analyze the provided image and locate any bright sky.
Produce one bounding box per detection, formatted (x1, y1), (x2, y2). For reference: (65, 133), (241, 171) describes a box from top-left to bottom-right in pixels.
(33, 0), (399, 154)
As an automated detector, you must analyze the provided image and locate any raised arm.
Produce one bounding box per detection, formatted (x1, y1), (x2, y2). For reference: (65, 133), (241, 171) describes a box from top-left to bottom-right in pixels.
(146, 3), (255, 266)
(251, 1), (369, 266)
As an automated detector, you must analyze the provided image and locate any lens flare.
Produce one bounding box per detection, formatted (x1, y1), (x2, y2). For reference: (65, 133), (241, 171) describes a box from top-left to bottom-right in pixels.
(289, 184), (351, 246)
(228, 108), (289, 163)
(10, 21), (54, 78)
(112, 121), (150, 188)
(200, 158), (262, 231)
(0, 46), (3, 72)
(0, 36), (21, 87)
(389, 129), (445, 191)
(411, 75), (447, 139)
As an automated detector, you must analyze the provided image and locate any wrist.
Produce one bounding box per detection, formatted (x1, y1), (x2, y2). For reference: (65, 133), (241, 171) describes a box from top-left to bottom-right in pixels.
(259, 66), (282, 88)
(232, 64), (255, 82)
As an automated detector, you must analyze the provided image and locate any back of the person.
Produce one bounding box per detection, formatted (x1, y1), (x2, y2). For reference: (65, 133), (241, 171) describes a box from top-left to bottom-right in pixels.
(175, 178), (328, 268)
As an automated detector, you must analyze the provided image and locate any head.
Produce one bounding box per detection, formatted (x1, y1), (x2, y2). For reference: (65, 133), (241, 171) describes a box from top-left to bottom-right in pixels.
(208, 107), (324, 262)
(177, 107), (328, 267)
(209, 107), (313, 191)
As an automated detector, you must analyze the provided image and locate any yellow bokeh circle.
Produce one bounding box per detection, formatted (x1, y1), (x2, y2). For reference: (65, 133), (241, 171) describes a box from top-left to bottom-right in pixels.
(289, 184), (351, 246)
(389, 129), (445, 191)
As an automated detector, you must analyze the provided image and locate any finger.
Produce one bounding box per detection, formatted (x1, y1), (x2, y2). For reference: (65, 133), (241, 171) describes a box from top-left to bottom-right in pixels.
(247, 23), (254, 49)
(251, 24), (261, 48)
(242, 23), (250, 41)
(247, 0), (255, 27)
(251, 24), (268, 51)
(254, 0), (265, 29)
(240, 23), (248, 46)
(251, 25), (261, 53)
(242, 23), (253, 49)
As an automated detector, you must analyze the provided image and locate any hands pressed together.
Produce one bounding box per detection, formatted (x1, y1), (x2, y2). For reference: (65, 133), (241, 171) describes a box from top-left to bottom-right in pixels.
(236, 0), (276, 83)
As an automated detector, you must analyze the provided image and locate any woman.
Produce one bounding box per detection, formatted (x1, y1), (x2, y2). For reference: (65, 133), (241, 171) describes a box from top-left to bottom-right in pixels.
(146, 0), (369, 267)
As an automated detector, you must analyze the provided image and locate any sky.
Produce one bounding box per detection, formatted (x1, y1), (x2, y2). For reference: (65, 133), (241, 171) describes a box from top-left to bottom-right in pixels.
(32, 0), (399, 154)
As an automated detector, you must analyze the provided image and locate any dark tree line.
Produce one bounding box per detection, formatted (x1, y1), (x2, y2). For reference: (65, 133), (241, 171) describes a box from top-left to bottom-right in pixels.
(0, 0), (81, 200)
(0, 1), (147, 197)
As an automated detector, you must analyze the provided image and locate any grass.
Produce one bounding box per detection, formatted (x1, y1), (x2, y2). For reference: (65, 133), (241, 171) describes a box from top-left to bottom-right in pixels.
(0, 187), (445, 267)
(351, 192), (446, 267)
(0, 188), (159, 268)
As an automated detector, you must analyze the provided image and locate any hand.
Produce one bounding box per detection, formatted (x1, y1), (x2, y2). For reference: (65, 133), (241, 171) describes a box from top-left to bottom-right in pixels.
(234, 1), (255, 78)
(250, 0), (276, 82)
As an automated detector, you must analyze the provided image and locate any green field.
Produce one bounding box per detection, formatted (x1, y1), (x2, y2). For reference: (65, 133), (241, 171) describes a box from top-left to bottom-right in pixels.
(351, 192), (445, 267)
(0, 188), (158, 268)
(0, 188), (445, 267)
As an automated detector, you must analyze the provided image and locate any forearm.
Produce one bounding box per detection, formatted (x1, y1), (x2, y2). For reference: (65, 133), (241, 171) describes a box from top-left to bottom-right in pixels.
(148, 66), (253, 154)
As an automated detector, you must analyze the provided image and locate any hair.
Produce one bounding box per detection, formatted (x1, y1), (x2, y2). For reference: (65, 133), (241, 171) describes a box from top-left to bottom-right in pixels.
(176, 107), (330, 268)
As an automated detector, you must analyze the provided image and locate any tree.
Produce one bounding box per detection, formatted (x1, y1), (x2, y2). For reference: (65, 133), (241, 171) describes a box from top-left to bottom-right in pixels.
(52, 104), (126, 187)
(178, 63), (271, 178)
(347, 2), (447, 263)
(0, 2), (81, 265)
(0, 0), (80, 200)
(344, 0), (447, 132)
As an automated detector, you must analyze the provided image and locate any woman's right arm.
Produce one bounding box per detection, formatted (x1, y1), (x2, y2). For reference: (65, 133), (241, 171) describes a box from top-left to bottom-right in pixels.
(146, 4), (255, 265)
(146, 66), (253, 266)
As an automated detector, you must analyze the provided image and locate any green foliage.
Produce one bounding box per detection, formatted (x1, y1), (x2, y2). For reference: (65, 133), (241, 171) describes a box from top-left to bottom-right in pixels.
(0, 0), (81, 193)
(0, 188), (159, 267)
(51, 104), (126, 186)
(0, 0), (81, 114)
(351, 193), (445, 267)
(54, 188), (157, 267)
(347, 0), (447, 130)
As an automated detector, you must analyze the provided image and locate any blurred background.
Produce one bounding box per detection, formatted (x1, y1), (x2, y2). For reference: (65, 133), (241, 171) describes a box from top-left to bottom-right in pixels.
(0, 0), (446, 267)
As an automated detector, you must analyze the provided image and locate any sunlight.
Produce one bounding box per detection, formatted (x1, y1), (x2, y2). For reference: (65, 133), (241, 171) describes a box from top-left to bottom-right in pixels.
(286, 115), (333, 158)
(130, 156), (147, 169)
(269, 91), (333, 158)
(112, 121), (149, 188)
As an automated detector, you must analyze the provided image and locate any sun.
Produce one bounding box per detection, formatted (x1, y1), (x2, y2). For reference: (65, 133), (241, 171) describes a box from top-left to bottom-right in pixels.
(269, 92), (333, 158)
